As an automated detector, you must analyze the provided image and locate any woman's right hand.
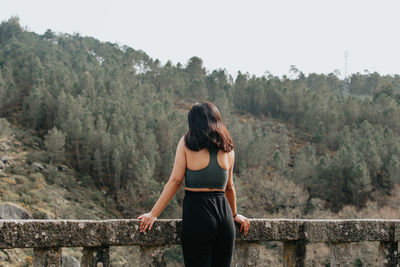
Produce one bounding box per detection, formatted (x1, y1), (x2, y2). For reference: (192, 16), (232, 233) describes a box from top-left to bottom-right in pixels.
(137, 212), (157, 233)
(234, 214), (250, 235)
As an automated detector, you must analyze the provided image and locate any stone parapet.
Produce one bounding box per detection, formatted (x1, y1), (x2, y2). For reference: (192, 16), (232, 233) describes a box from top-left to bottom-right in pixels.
(0, 218), (399, 266)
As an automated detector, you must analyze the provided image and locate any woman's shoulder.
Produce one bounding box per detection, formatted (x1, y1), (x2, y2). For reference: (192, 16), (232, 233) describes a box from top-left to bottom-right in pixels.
(179, 135), (187, 148)
(175, 135), (186, 152)
(226, 148), (235, 160)
(217, 148), (234, 169)
(218, 147), (234, 162)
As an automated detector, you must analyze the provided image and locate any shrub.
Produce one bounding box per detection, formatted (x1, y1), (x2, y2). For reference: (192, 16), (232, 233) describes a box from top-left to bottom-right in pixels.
(32, 136), (43, 147)
(26, 151), (50, 164)
(9, 165), (26, 175)
(19, 194), (34, 205)
(80, 174), (94, 187)
(353, 258), (363, 267)
(32, 209), (49, 219)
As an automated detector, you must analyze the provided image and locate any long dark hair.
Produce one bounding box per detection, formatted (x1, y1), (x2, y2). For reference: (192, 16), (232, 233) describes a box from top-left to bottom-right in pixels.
(184, 101), (234, 152)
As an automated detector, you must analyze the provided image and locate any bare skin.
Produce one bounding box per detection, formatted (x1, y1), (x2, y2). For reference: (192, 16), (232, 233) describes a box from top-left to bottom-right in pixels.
(138, 136), (250, 235)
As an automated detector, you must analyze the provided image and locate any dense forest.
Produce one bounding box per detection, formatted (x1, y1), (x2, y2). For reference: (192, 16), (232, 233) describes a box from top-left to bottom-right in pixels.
(1, 16), (400, 221)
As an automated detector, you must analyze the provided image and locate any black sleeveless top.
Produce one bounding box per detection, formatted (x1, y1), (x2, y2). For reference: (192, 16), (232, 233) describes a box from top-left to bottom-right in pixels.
(184, 147), (229, 189)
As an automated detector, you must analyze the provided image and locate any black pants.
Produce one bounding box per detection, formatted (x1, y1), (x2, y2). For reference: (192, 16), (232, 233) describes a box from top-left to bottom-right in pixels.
(181, 190), (236, 267)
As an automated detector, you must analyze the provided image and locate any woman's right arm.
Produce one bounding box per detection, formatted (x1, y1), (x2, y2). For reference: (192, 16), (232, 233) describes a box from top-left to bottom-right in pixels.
(224, 150), (250, 235)
(137, 136), (186, 232)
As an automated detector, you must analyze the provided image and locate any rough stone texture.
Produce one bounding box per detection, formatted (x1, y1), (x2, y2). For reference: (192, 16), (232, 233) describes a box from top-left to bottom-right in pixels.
(233, 241), (260, 266)
(378, 241), (398, 267)
(81, 246), (109, 267)
(282, 240), (306, 267)
(394, 221), (400, 242)
(62, 254), (80, 267)
(0, 203), (33, 219)
(330, 242), (351, 266)
(235, 219), (303, 242)
(139, 245), (166, 267)
(33, 247), (62, 267)
(304, 219), (396, 242)
(0, 219), (183, 248)
(1, 219), (400, 248)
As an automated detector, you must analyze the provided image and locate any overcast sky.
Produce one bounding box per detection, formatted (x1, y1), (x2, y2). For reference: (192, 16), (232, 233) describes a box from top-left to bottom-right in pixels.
(2, 0), (400, 78)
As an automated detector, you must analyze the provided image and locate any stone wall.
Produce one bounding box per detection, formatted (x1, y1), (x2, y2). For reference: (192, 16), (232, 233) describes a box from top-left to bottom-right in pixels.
(0, 218), (399, 266)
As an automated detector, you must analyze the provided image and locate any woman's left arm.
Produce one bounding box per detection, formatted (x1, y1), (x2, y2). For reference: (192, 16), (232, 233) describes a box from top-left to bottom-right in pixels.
(137, 136), (186, 233)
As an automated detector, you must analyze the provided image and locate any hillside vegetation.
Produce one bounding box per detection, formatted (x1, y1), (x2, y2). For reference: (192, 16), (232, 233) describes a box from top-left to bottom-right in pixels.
(0, 120), (149, 265)
(1, 17), (400, 214)
(1, 16), (400, 266)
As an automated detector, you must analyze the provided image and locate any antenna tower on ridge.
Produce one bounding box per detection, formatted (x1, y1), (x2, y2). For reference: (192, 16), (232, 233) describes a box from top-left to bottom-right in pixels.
(343, 51), (350, 96)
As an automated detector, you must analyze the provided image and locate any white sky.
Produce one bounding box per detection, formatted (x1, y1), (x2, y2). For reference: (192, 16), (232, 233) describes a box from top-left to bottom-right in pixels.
(2, 0), (400, 78)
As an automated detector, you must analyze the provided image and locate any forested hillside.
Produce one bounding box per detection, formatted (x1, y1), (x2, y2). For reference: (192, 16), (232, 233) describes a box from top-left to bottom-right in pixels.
(1, 16), (400, 223)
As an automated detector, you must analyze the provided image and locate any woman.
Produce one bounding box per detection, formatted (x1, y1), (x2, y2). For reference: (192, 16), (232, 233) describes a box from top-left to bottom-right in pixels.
(138, 101), (250, 266)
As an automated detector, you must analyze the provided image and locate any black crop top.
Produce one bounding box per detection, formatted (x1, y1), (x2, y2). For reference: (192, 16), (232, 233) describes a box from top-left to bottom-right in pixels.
(184, 147), (229, 189)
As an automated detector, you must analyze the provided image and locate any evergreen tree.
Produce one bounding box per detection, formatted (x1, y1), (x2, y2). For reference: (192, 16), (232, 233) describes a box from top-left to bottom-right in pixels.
(45, 127), (66, 164)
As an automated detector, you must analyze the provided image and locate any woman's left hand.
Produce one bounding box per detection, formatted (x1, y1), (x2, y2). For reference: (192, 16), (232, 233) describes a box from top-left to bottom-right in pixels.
(137, 212), (157, 233)
(234, 214), (250, 235)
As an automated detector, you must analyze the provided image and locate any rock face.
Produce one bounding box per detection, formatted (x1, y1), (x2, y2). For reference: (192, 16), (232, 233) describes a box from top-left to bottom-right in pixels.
(0, 142), (11, 151)
(62, 255), (80, 267)
(0, 155), (13, 165)
(32, 162), (45, 171)
(0, 203), (33, 219)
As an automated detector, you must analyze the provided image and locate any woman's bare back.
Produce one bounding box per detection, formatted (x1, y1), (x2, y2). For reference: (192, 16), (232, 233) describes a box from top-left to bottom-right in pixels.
(184, 146), (233, 191)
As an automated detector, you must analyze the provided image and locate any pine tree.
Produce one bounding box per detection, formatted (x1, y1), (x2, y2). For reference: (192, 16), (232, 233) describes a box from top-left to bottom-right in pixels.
(45, 127), (66, 164)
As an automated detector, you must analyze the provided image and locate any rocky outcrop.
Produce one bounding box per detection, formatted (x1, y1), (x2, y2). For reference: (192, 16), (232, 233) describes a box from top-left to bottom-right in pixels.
(62, 255), (80, 267)
(0, 155), (14, 171)
(32, 162), (45, 171)
(0, 202), (33, 219)
(0, 142), (10, 151)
